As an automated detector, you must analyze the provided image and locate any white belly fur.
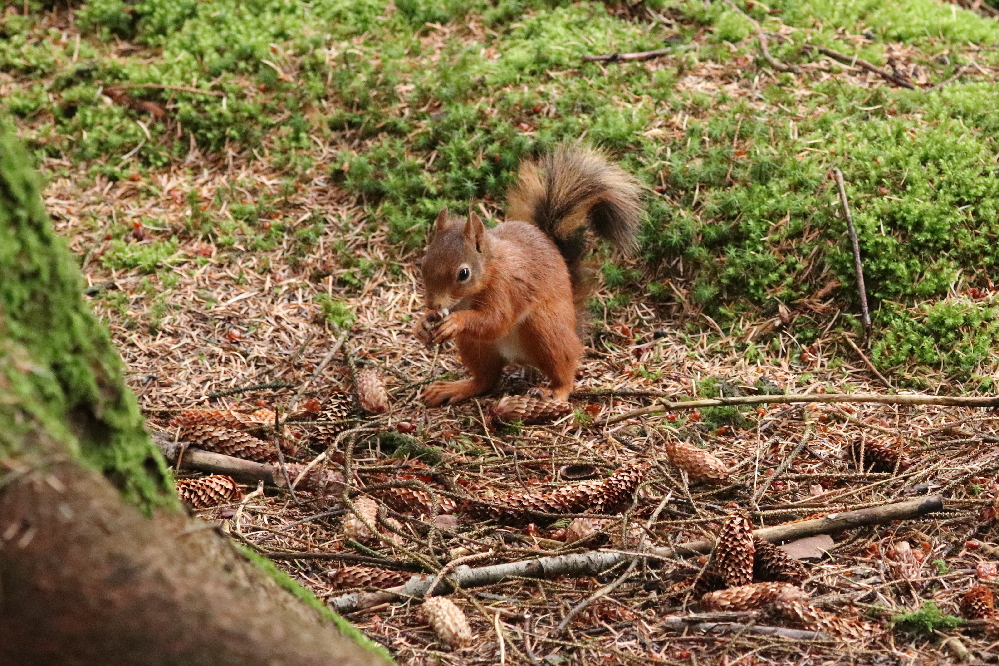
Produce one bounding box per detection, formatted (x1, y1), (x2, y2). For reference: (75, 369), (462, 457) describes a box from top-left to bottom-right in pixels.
(496, 327), (529, 365)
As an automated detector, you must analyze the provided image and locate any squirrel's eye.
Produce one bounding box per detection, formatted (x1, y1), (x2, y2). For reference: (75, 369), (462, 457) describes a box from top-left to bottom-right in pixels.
(457, 267), (471, 283)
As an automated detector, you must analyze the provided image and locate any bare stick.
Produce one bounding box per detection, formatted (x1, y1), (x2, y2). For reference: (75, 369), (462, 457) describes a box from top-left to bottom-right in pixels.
(658, 616), (826, 640)
(328, 495), (942, 613)
(155, 434), (344, 493)
(722, 0), (800, 73)
(804, 44), (916, 89)
(843, 335), (889, 387)
(834, 169), (872, 340)
(596, 392), (999, 427)
(582, 43), (697, 63)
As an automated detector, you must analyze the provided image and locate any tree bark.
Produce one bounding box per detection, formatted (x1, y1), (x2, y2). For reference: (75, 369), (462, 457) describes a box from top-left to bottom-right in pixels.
(0, 121), (389, 665)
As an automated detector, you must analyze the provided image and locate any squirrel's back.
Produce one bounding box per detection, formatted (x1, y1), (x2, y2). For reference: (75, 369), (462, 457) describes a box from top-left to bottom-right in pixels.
(505, 145), (642, 301)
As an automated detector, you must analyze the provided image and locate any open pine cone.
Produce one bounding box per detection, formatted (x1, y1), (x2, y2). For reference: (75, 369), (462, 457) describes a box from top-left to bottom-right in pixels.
(176, 475), (242, 508)
(753, 537), (809, 585)
(701, 582), (808, 612)
(331, 566), (413, 590)
(463, 460), (647, 525)
(174, 423), (279, 463)
(712, 509), (756, 588)
(961, 585), (996, 620)
(488, 395), (572, 425)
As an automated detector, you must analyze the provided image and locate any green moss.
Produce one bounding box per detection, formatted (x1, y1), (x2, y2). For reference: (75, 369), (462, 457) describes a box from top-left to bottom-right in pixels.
(891, 601), (962, 635)
(316, 294), (357, 330)
(0, 119), (174, 511)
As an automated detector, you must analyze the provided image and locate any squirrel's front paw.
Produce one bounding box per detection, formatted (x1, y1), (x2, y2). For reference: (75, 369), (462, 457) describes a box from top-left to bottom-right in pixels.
(414, 312), (440, 347)
(432, 313), (462, 344)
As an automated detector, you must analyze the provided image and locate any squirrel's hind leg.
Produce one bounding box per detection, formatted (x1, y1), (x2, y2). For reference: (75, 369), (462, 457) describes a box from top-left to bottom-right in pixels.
(423, 339), (504, 407)
(521, 319), (581, 404)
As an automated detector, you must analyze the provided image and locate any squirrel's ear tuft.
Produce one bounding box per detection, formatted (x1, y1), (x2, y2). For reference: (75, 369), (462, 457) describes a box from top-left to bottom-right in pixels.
(465, 211), (486, 253)
(431, 207), (450, 239)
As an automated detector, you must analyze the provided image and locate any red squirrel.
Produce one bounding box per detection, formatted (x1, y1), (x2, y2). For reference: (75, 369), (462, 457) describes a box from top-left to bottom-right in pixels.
(414, 145), (642, 407)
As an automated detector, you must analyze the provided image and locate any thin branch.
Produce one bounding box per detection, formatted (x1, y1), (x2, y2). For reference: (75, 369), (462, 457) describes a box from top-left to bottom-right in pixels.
(722, 0), (800, 73)
(582, 43), (697, 63)
(843, 335), (890, 387)
(207, 381), (294, 399)
(328, 495), (942, 613)
(154, 433), (344, 493)
(834, 169), (872, 340)
(596, 392), (999, 427)
(658, 615), (827, 640)
(804, 44), (916, 89)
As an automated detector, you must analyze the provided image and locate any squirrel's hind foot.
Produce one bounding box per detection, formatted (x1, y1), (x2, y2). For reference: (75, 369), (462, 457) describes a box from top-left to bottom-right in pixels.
(424, 379), (488, 407)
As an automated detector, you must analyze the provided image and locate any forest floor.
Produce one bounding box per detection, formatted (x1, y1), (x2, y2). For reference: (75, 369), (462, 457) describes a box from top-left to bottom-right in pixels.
(9, 0), (999, 663)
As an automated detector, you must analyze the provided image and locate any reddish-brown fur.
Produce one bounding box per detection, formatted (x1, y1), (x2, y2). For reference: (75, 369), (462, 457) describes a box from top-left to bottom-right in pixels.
(415, 146), (641, 406)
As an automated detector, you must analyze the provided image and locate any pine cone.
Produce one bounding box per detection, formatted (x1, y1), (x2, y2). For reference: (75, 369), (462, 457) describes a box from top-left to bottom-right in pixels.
(171, 408), (264, 432)
(356, 368), (390, 415)
(421, 597), (473, 649)
(711, 509), (756, 588)
(175, 475), (242, 508)
(331, 566), (412, 590)
(663, 439), (731, 484)
(342, 497), (380, 542)
(753, 537), (809, 585)
(376, 485), (457, 516)
(961, 585), (995, 620)
(565, 517), (609, 545)
(773, 599), (878, 639)
(464, 461), (647, 525)
(248, 407), (303, 456)
(700, 582), (807, 612)
(488, 395), (572, 425)
(176, 424), (279, 462)
(849, 439), (909, 473)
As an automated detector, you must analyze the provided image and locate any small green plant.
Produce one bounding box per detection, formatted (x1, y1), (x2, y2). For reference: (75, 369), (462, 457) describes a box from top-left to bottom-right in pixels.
(315, 294), (356, 330)
(932, 559), (950, 575)
(101, 238), (179, 273)
(572, 407), (594, 427)
(891, 601), (962, 636)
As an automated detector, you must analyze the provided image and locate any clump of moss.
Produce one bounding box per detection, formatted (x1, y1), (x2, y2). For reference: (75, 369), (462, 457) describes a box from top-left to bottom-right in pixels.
(891, 601), (962, 636)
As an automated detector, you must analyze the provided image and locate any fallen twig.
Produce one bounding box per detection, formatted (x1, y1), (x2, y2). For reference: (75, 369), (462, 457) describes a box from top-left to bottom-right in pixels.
(803, 44), (916, 89)
(597, 392), (999, 427)
(207, 380), (294, 399)
(328, 495), (942, 613)
(582, 44), (695, 63)
(154, 433), (344, 493)
(723, 0), (800, 73)
(834, 169), (872, 341)
(659, 616), (826, 640)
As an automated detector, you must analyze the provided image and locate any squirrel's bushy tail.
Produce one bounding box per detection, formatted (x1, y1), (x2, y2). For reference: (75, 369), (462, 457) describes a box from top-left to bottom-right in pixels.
(506, 144), (642, 305)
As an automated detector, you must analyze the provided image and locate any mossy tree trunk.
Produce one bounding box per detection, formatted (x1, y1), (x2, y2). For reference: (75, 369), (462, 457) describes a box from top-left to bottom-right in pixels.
(0, 123), (390, 666)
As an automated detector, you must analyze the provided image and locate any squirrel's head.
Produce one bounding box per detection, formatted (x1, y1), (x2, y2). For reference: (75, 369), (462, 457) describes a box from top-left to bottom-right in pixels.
(420, 207), (492, 311)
